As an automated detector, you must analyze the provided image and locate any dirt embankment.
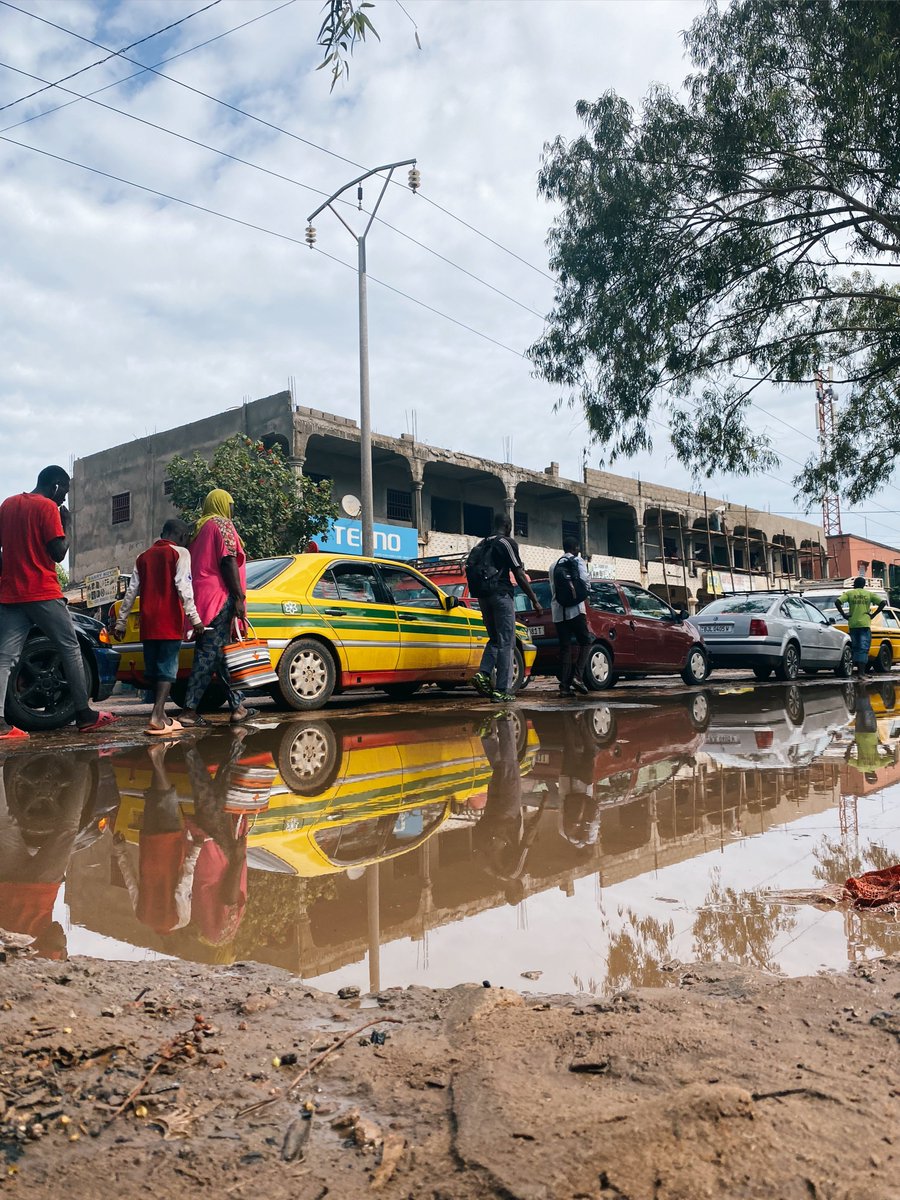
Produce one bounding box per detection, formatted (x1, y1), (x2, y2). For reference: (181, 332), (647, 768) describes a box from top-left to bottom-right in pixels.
(0, 952), (897, 1199)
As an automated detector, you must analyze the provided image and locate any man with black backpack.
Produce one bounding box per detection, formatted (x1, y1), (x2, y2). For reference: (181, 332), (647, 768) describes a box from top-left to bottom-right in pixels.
(467, 514), (540, 702)
(551, 535), (592, 696)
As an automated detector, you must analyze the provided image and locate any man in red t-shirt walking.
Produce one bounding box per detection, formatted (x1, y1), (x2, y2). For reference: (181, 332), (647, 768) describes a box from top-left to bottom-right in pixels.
(0, 466), (118, 740)
(114, 519), (204, 734)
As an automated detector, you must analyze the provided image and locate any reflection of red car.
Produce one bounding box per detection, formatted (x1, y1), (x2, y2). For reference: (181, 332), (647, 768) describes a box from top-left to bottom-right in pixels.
(517, 578), (709, 691)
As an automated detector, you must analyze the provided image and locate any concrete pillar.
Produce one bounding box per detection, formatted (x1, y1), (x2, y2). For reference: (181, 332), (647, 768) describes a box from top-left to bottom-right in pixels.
(412, 479), (424, 543)
(578, 496), (590, 555)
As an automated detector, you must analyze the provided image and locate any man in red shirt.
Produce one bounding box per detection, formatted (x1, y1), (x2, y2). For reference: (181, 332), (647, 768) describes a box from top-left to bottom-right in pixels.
(0, 466), (118, 740)
(114, 519), (204, 734)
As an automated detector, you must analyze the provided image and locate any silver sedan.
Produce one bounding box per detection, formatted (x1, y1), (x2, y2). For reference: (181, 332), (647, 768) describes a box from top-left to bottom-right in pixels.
(689, 592), (852, 681)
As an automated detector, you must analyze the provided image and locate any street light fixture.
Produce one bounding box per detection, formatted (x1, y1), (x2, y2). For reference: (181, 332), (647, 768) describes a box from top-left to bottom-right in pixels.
(307, 159), (419, 557)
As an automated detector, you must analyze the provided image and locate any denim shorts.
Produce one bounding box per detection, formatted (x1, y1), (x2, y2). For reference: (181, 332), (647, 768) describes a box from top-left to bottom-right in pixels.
(849, 627), (872, 664)
(144, 639), (182, 684)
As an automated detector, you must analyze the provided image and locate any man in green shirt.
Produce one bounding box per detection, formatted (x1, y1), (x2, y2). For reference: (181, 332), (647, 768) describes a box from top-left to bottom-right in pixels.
(835, 577), (886, 674)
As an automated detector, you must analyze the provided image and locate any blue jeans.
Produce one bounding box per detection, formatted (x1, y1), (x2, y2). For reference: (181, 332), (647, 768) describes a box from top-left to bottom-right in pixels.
(850, 627), (872, 667)
(0, 598), (90, 725)
(477, 593), (516, 693)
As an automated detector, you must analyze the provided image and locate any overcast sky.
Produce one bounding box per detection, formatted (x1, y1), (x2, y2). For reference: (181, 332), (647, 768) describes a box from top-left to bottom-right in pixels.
(2, 0), (899, 549)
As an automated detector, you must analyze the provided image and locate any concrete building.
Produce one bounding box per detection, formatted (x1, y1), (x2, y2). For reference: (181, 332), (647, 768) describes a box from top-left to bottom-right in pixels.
(71, 391), (829, 609)
(827, 532), (900, 603)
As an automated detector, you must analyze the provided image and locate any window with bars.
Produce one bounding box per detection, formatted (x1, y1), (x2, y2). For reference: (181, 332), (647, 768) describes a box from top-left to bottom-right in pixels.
(386, 488), (412, 522)
(163, 479), (174, 496)
(305, 471), (331, 485)
(111, 492), (131, 525)
(561, 519), (580, 543)
(514, 511), (529, 538)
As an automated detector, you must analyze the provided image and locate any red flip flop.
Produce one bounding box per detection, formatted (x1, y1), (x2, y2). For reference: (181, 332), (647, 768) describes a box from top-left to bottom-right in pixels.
(77, 712), (120, 733)
(0, 727), (29, 741)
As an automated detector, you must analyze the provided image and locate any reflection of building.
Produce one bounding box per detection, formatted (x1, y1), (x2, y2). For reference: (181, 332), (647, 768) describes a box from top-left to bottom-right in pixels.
(70, 392), (827, 609)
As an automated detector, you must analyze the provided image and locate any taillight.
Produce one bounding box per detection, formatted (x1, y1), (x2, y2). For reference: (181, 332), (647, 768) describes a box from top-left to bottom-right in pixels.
(749, 619), (768, 636)
(755, 730), (774, 749)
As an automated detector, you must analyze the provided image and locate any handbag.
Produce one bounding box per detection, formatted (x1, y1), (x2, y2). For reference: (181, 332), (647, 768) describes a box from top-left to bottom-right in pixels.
(224, 757), (277, 814)
(222, 621), (279, 690)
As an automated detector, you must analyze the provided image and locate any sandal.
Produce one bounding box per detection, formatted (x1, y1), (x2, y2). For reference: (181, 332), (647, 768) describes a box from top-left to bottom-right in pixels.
(177, 713), (209, 728)
(230, 707), (259, 725)
(145, 719), (184, 736)
(77, 712), (120, 732)
(0, 727), (29, 741)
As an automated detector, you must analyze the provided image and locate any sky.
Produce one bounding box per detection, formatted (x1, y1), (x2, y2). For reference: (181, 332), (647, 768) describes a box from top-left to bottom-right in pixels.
(2, 0), (900, 550)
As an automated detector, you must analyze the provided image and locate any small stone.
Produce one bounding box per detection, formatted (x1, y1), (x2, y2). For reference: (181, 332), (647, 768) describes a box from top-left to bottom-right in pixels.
(337, 986), (360, 1001)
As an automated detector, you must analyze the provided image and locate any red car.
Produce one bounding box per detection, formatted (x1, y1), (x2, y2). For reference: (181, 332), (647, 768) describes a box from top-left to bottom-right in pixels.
(518, 578), (709, 690)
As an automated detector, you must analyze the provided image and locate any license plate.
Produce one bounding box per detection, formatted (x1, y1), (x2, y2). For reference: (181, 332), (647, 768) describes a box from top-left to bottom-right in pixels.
(531, 624), (546, 638)
(700, 623), (733, 634)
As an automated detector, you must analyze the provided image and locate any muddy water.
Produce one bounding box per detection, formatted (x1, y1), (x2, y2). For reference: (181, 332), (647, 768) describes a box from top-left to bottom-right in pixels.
(2, 680), (898, 994)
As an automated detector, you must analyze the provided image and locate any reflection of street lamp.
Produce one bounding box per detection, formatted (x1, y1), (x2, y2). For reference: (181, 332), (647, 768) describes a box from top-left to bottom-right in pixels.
(307, 161), (420, 556)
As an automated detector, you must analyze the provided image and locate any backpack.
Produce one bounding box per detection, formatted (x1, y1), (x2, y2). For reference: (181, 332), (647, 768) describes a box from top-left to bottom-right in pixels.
(466, 537), (502, 599)
(553, 556), (589, 608)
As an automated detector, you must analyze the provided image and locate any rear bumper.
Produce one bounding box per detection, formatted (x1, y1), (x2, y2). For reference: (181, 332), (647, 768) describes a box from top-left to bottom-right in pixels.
(704, 640), (782, 670)
(91, 645), (120, 701)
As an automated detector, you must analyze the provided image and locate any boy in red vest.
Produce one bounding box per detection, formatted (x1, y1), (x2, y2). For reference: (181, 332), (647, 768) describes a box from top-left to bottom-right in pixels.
(114, 519), (203, 734)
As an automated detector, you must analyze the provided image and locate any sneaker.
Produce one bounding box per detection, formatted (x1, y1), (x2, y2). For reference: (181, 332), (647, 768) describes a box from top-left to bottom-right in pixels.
(491, 690), (516, 703)
(572, 678), (589, 695)
(558, 685), (575, 697)
(471, 672), (493, 697)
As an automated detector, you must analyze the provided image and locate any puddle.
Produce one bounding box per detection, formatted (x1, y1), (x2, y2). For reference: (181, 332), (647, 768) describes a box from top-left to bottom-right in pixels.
(2, 680), (898, 993)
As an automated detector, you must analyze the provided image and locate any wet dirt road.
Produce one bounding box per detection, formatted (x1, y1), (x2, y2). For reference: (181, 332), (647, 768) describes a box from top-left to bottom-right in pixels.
(1, 672), (897, 991)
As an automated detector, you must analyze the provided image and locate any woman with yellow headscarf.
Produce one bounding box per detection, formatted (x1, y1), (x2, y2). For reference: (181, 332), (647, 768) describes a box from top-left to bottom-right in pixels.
(179, 490), (255, 726)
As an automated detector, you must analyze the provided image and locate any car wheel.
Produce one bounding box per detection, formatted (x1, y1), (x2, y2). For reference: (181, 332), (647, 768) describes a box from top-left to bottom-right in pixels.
(277, 722), (340, 795)
(841, 682), (856, 712)
(170, 679), (228, 712)
(680, 645), (709, 686)
(834, 645), (852, 678)
(685, 690), (711, 732)
(276, 638), (336, 711)
(587, 703), (617, 747)
(382, 683), (422, 701)
(509, 710), (529, 759)
(4, 637), (93, 732)
(877, 641), (893, 673)
(775, 642), (800, 681)
(880, 681), (897, 709)
(510, 645), (527, 693)
(784, 684), (804, 726)
(585, 643), (616, 690)
(752, 665), (772, 681)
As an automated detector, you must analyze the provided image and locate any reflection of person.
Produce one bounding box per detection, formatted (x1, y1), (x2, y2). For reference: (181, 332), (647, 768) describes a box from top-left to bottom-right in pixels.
(473, 714), (542, 903)
(836, 578), (886, 675)
(179, 490), (254, 727)
(558, 713), (601, 848)
(845, 684), (899, 783)
(114, 518), (204, 735)
(0, 466), (117, 738)
(0, 752), (93, 958)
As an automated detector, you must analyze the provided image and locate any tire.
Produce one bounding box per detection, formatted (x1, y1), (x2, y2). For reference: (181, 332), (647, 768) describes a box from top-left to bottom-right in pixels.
(774, 642), (800, 682)
(511, 645), (526, 693)
(680, 645), (709, 686)
(382, 683), (422, 701)
(587, 703), (617, 746)
(4, 637), (93, 732)
(170, 679), (228, 712)
(275, 638), (336, 711)
(880, 681), (897, 710)
(277, 722), (340, 795)
(585, 642), (616, 690)
(834, 645), (852, 679)
(752, 665), (772, 681)
(877, 641), (893, 673)
(685, 690), (711, 732)
(784, 683), (804, 726)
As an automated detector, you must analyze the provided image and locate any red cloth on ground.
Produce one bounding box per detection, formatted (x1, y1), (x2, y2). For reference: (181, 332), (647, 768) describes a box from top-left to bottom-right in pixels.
(843, 864), (900, 908)
(136, 539), (186, 640)
(0, 494), (64, 602)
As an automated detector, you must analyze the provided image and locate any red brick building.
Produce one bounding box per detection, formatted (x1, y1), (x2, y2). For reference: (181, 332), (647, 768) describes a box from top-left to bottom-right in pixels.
(827, 533), (900, 601)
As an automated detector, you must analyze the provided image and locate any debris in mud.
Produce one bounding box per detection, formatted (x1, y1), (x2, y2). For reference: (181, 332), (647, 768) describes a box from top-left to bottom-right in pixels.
(520, 970), (543, 981)
(337, 986), (360, 1000)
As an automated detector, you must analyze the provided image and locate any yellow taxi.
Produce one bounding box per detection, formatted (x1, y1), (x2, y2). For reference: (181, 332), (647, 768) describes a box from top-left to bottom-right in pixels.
(111, 553), (536, 710)
(834, 606), (900, 673)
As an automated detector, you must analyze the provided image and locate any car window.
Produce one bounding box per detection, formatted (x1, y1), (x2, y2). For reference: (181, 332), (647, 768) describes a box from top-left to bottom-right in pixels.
(699, 596), (773, 615)
(379, 565), (443, 609)
(245, 557), (293, 589)
(620, 584), (672, 620)
(516, 581), (551, 611)
(801, 599), (829, 626)
(881, 609), (899, 629)
(781, 596), (808, 622)
(588, 582), (626, 614)
(442, 582), (466, 598)
(313, 562), (381, 604)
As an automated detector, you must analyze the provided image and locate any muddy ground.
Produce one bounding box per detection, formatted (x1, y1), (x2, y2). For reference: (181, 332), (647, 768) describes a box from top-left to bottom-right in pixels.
(0, 951), (897, 1199)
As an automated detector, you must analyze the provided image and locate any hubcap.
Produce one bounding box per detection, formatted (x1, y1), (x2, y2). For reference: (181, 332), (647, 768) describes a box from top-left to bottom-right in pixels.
(592, 706), (613, 738)
(691, 693), (709, 724)
(287, 727), (330, 780)
(689, 650), (705, 680)
(591, 648), (610, 684)
(288, 649), (329, 699)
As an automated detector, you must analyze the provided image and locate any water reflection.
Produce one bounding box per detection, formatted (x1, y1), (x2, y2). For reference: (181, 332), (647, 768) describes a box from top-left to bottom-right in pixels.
(1, 682), (897, 988)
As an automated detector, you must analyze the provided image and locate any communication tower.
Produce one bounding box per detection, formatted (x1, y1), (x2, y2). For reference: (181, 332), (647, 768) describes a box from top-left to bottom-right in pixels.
(815, 369), (842, 537)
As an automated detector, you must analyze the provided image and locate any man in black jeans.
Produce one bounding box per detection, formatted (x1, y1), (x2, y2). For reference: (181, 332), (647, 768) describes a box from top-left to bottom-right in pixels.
(471, 513), (540, 703)
(552, 535), (592, 696)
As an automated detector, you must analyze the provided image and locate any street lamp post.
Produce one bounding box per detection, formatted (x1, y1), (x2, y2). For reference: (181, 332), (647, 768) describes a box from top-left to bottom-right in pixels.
(306, 159), (420, 557)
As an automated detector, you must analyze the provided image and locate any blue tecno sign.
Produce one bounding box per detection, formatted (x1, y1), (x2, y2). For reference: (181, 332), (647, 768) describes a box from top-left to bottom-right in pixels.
(315, 519), (419, 560)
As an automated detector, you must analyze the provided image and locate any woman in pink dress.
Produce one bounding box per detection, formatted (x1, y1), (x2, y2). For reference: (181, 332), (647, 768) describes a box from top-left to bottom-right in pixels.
(179, 490), (255, 726)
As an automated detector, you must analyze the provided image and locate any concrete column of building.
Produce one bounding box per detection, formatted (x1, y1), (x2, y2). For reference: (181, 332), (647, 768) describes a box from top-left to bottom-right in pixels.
(290, 432), (312, 491)
(634, 504), (648, 581)
(499, 471), (517, 527)
(578, 495), (590, 555)
(408, 457), (426, 546)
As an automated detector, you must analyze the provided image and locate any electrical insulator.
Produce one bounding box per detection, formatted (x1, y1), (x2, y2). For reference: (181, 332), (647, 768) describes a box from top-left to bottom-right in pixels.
(408, 167), (421, 192)
(357, 185), (363, 210)
(305, 224), (316, 247)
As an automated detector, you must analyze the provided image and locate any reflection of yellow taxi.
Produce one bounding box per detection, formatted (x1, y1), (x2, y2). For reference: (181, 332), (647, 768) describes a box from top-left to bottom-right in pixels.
(111, 554), (536, 709)
(113, 716), (539, 877)
(835, 607), (900, 673)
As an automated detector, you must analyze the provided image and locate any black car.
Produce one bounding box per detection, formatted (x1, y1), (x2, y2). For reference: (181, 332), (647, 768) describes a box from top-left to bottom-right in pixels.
(3, 610), (119, 732)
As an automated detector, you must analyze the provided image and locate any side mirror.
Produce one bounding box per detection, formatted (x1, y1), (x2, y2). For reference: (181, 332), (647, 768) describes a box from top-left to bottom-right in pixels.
(827, 616), (836, 625)
(678, 608), (689, 621)
(444, 595), (459, 612)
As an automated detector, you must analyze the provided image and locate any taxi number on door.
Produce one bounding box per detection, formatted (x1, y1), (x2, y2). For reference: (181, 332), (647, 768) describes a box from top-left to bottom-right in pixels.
(531, 625), (546, 638)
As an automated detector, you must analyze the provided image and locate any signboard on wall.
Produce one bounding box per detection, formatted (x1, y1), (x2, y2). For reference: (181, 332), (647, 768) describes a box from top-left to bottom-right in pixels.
(84, 567), (120, 608)
(314, 520), (419, 560)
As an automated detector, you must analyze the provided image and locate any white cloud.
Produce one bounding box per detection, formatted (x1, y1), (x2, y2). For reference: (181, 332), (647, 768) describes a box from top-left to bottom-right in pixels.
(1, 0), (898, 546)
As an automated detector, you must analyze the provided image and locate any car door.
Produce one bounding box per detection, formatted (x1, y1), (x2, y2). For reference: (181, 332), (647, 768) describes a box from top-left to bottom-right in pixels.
(310, 561), (400, 678)
(780, 595), (818, 664)
(619, 583), (680, 668)
(801, 597), (840, 665)
(586, 582), (638, 668)
(376, 563), (472, 679)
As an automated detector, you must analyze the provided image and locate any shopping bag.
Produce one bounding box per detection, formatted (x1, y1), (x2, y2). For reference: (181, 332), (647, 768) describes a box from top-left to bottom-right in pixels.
(222, 621), (279, 690)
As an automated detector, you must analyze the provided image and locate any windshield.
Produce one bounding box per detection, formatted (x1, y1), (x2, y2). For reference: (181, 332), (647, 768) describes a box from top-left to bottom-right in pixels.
(245, 557), (292, 589)
(697, 596), (772, 615)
